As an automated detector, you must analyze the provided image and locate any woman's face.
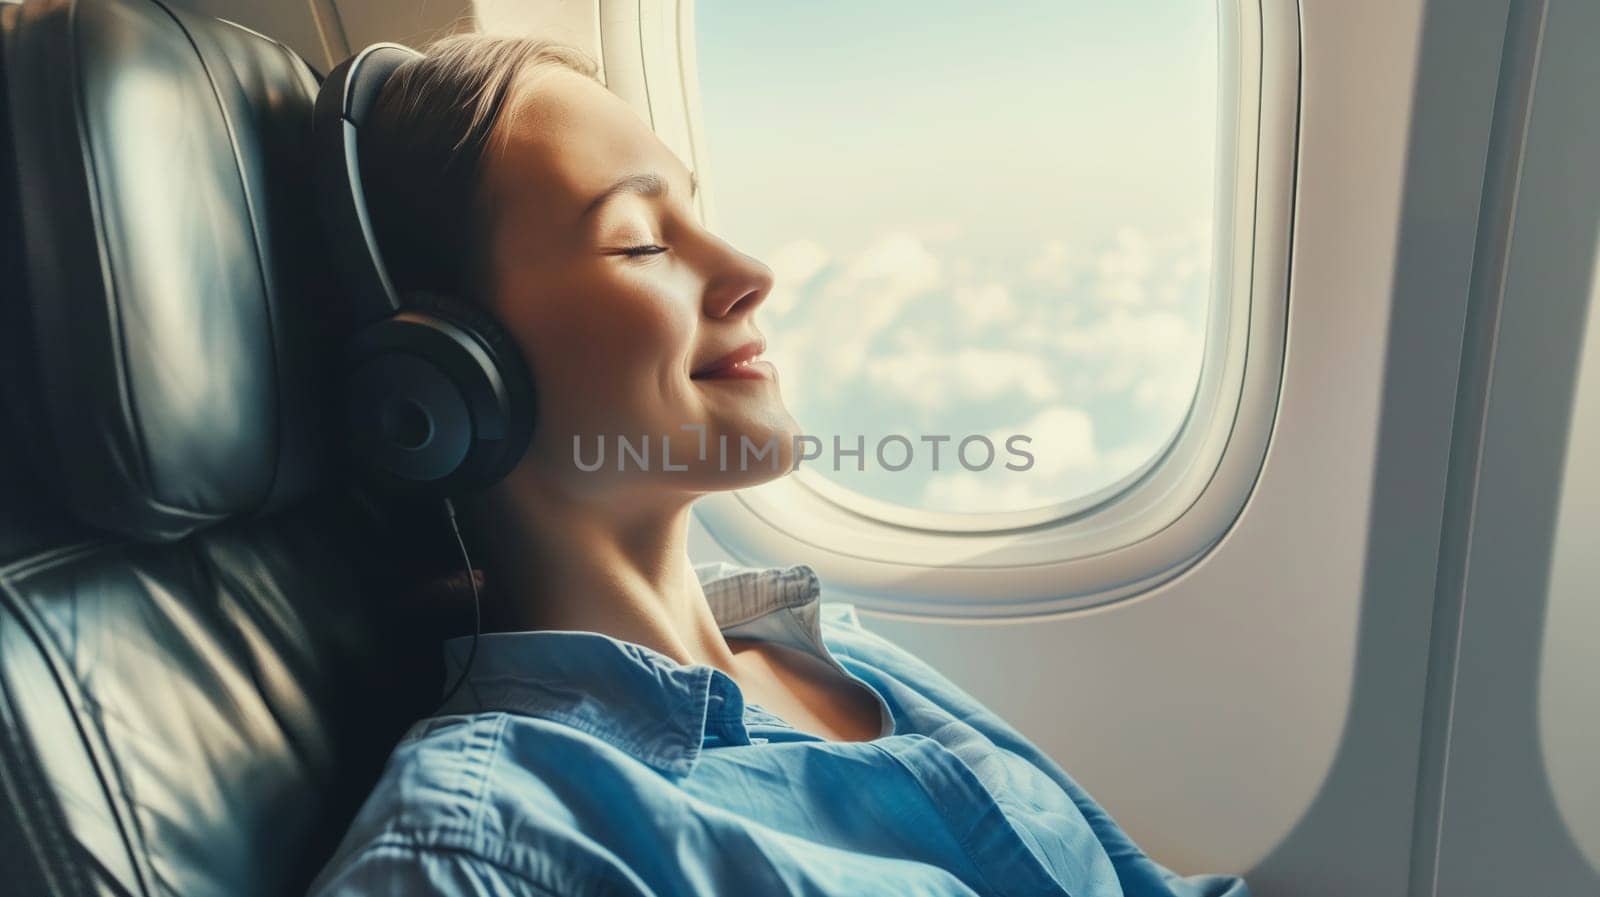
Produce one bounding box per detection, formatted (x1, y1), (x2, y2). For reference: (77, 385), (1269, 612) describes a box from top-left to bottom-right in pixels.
(478, 67), (799, 499)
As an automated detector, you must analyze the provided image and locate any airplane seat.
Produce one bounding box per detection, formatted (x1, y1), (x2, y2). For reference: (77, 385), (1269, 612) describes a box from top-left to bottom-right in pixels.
(0, 0), (450, 894)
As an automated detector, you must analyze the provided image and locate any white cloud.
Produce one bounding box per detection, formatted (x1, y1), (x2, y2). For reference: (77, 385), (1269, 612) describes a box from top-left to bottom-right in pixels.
(864, 348), (1058, 411)
(837, 232), (943, 295)
(763, 239), (831, 318)
(953, 282), (1017, 329)
(1152, 220), (1213, 307)
(1026, 239), (1088, 288)
(1057, 308), (1193, 358)
(1093, 225), (1154, 306)
(1055, 308), (1204, 414)
(770, 231), (943, 391)
(888, 324), (937, 355)
(1004, 406), (1098, 477)
(1027, 224), (1214, 313)
(769, 239), (832, 283)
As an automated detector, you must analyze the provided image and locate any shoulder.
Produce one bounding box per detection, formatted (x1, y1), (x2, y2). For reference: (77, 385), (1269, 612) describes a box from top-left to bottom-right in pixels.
(816, 600), (975, 702)
(307, 713), (651, 897)
(814, 596), (1078, 787)
(817, 597), (1068, 772)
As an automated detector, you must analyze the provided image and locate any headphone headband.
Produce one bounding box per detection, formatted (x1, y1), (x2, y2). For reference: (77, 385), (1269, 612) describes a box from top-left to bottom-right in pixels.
(312, 42), (422, 328)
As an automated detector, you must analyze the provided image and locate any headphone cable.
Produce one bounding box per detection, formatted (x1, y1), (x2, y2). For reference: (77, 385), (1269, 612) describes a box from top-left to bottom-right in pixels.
(437, 496), (482, 712)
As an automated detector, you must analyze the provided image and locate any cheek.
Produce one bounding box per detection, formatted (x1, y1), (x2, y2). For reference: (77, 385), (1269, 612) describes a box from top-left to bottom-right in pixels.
(508, 269), (698, 426)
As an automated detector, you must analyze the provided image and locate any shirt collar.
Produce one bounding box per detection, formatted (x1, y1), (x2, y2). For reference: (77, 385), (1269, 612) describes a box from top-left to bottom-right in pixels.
(436, 562), (840, 779)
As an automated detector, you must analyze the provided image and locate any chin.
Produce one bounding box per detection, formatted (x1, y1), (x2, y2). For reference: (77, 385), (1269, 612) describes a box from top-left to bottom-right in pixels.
(684, 409), (801, 491)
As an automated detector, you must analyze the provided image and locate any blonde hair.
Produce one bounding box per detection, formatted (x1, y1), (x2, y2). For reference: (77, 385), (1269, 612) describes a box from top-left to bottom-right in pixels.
(360, 35), (601, 302)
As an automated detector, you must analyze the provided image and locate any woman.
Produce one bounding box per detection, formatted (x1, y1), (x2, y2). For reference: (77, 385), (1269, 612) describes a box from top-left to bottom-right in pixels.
(307, 34), (1249, 897)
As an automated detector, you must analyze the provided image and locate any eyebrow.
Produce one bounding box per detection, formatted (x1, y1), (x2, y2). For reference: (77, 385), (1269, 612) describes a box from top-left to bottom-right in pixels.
(581, 170), (699, 220)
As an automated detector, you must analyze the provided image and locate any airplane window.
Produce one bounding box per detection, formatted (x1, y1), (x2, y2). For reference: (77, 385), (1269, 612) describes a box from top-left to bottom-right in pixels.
(694, 0), (1218, 516)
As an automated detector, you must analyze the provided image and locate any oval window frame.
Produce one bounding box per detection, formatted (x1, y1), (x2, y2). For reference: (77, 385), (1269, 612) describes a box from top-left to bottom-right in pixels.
(665, 0), (1300, 617)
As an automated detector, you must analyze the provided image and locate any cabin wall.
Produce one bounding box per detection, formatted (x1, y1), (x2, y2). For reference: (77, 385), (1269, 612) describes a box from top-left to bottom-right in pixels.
(1419, 0), (1600, 893)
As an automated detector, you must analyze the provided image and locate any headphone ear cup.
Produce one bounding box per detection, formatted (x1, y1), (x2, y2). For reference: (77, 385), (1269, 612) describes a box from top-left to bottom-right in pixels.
(401, 291), (539, 484)
(343, 292), (538, 496)
(345, 329), (475, 489)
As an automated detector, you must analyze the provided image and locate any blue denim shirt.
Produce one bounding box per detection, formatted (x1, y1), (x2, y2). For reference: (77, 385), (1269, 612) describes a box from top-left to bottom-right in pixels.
(306, 562), (1249, 897)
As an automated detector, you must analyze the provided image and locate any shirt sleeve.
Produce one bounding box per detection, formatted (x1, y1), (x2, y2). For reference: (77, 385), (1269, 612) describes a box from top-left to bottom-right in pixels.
(307, 838), (654, 897)
(823, 611), (1253, 897)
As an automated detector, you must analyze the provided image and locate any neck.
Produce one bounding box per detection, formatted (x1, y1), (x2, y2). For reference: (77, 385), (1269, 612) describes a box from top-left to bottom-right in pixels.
(457, 467), (739, 672)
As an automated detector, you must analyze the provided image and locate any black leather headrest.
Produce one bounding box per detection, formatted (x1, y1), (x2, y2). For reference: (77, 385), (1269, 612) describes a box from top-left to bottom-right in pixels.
(2, 0), (344, 542)
(0, 7), (449, 895)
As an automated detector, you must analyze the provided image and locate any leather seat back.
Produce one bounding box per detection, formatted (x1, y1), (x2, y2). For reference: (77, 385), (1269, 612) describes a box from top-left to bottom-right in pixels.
(0, 1), (451, 893)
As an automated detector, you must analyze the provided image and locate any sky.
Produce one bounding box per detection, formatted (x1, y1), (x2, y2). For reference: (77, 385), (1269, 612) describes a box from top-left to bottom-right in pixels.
(694, 0), (1218, 515)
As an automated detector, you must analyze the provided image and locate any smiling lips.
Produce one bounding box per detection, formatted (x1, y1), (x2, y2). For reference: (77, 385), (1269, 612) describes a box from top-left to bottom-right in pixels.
(690, 338), (773, 381)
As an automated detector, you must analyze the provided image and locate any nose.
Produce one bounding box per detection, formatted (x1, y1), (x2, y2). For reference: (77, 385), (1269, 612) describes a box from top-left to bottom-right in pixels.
(701, 238), (775, 319)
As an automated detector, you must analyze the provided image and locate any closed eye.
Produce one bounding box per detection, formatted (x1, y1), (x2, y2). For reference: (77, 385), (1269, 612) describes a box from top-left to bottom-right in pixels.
(621, 245), (667, 257)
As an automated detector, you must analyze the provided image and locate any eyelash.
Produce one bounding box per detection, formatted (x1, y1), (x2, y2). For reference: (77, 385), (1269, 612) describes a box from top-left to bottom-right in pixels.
(621, 244), (667, 258)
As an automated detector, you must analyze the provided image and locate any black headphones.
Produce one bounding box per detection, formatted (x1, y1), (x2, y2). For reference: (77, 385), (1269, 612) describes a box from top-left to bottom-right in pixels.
(312, 42), (537, 498)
